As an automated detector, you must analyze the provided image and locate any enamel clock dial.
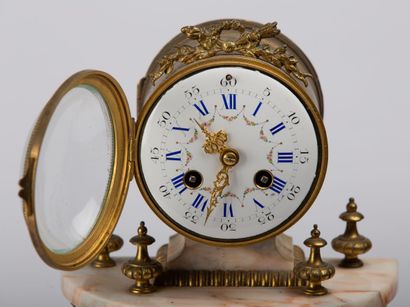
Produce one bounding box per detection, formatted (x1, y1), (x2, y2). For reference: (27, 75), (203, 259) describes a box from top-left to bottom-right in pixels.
(136, 59), (327, 245)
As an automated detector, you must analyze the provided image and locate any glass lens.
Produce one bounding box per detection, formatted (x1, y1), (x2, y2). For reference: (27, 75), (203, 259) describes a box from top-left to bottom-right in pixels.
(35, 85), (114, 254)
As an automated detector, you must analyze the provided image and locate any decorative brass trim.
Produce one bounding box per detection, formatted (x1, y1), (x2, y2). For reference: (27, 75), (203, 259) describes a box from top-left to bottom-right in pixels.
(19, 70), (133, 270)
(331, 198), (372, 268)
(155, 269), (306, 288)
(134, 56), (328, 247)
(154, 244), (306, 287)
(149, 20), (311, 86)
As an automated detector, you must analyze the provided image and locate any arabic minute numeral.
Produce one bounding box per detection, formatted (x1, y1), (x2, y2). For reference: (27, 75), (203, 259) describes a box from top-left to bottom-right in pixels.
(263, 87), (271, 96)
(220, 222), (237, 231)
(288, 112), (300, 125)
(150, 147), (160, 163)
(299, 150), (309, 164)
(184, 211), (199, 224)
(258, 212), (275, 225)
(157, 111), (171, 127)
(159, 185), (171, 198)
(184, 86), (200, 99)
(220, 74), (237, 87)
(287, 185), (301, 201)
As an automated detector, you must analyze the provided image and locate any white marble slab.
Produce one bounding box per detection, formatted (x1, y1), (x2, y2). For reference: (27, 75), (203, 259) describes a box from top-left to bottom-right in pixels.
(61, 258), (398, 307)
(160, 233), (296, 271)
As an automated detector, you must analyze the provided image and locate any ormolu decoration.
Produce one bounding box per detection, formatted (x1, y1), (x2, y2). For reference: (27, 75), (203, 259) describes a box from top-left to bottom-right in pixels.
(19, 17), (341, 298)
(294, 225), (335, 296)
(91, 234), (123, 268)
(194, 119), (240, 223)
(155, 270), (306, 288)
(122, 222), (163, 294)
(155, 240), (306, 288)
(332, 198), (372, 268)
(149, 20), (312, 86)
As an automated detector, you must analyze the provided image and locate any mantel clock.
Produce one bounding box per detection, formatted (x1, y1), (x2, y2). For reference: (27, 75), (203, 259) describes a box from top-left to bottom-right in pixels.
(19, 19), (334, 293)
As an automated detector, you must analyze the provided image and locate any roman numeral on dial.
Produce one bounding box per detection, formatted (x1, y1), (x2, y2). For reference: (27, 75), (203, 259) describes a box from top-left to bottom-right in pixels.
(171, 173), (187, 194)
(221, 94), (237, 110)
(191, 193), (208, 212)
(277, 152), (294, 163)
(193, 100), (209, 116)
(165, 150), (182, 161)
(253, 198), (265, 209)
(172, 126), (190, 132)
(270, 122), (285, 136)
(252, 101), (262, 116)
(270, 177), (286, 194)
(223, 203), (234, 217)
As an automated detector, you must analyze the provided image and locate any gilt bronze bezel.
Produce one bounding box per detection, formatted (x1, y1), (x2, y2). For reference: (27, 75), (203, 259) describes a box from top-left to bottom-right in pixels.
(19, 70), (132, 270)
(134, 56), (328, 246)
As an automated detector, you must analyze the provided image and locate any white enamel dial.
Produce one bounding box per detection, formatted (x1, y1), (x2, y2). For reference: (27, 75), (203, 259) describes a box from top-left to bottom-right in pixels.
(139, 66), (323, 243)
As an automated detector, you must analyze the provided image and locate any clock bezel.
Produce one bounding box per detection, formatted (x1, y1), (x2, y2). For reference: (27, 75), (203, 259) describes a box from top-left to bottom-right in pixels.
(134, 56), (328, 246)
(20, 70), (133, 270)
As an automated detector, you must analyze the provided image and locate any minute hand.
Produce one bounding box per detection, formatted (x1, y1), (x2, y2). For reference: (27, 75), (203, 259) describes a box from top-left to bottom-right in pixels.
(205, 164), (231, 225)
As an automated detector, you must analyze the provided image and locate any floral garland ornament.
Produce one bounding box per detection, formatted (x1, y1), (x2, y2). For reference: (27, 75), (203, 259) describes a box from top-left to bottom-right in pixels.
(149, 20), (311, 86)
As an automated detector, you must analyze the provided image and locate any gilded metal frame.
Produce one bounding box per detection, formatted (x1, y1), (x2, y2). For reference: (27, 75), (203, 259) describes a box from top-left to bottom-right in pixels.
(134, 56), (328, 247)
(19, 70), (133, 270)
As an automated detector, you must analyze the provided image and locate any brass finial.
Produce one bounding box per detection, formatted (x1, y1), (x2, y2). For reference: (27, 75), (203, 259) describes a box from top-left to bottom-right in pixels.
(294, 224), (335, 296)
(91, 234), (123, 268)
(122, 221), (163, 294)
(332, 197), (372, 268)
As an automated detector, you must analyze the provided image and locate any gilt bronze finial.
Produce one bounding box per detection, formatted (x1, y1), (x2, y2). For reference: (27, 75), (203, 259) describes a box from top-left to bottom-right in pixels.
(294, 224), (335, 296)
(332, 197), (372, 268)
(122, 221), (163, 294)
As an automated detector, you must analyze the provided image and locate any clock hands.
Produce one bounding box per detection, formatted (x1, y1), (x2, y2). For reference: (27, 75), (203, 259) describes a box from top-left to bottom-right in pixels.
(193, 119), (227, 154)
(193, 119), (239, 224)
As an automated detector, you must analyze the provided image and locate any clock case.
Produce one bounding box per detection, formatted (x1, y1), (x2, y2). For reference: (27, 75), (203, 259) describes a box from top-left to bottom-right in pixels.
(19, 19), (327, 271)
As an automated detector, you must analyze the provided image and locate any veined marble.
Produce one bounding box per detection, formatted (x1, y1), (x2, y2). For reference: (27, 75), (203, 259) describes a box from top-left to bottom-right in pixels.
(61, 258), (398, 307)
(157, 233), (298, 271)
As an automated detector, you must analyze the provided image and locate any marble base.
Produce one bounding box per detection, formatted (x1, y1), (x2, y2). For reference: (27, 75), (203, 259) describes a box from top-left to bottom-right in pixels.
(62, 258), (398, 307)
(156, 233), (301, 271)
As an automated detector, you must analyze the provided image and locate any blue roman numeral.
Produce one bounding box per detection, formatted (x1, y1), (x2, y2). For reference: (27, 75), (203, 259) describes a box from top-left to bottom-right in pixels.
(223, 203), (234, 217)
(252, 101), (262, 116)
(253, 198), (265, 209)
(193, 100), (209, 116)
(166, 150), (182, 161)
(277, 152), (294, 163)
(270, 177), (286, 194)
(172, 126), (190, 132)
(171, 173), (187, 194)
(192, 194), (208, 212)
(270, 122), (286, 136)
(221, 94), (237, 110)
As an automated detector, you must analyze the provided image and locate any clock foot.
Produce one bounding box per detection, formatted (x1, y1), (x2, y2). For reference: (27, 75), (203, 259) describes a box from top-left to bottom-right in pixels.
(91, 234), (123, 268)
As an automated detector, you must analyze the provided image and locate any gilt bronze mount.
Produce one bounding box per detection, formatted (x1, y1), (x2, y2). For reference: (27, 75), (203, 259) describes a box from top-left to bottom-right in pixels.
(294, 225), (335, 296)
(332, 198), (372, 268)
(122, 222), (163, 294)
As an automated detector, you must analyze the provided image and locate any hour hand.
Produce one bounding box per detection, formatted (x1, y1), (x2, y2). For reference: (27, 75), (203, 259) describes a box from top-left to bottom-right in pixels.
(193, 119), (227, 154)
